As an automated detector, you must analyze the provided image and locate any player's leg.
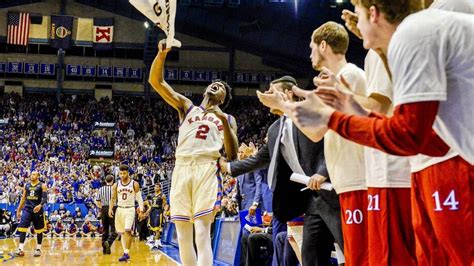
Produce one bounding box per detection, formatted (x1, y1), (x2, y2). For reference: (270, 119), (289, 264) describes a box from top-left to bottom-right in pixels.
(16, 209), (33, 256)
(149, 211), (160, 250)
(192, 162), (221, 266)
(155, 213), (163, 246)
(118, 208), (135, 261)
(170, 163), (196, 263)
(367, 187), (416, 266)
(412, 156), (473, 265)
(31, 211), (46, 257)
(339, 190), (369, 266)
(194, 214), (214, 266)
(174, 220), (197, 266)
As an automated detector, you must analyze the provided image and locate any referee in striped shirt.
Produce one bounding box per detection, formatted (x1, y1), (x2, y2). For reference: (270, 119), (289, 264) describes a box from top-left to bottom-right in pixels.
(96, 175), (117, 255)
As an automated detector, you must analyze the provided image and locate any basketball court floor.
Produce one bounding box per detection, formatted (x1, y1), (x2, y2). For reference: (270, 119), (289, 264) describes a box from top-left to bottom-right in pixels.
(0, 238), (180, 265)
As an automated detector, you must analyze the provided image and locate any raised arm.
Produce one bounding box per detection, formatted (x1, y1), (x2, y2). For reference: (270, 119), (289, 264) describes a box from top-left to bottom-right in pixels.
(148, 40), (193, 119)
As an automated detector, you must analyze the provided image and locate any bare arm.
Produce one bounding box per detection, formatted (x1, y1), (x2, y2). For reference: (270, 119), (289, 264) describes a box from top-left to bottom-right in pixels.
(17, 186), (27, 213)
(162, 195), (169, 211)
(222, 115), (239, 160)
(108, 183), (117, 217)
(148, 41), (193, 119)
(133, 181), (144, 212)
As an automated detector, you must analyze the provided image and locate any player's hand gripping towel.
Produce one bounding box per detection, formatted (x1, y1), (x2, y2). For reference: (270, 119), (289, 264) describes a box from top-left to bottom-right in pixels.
(129, 0), (182, 48)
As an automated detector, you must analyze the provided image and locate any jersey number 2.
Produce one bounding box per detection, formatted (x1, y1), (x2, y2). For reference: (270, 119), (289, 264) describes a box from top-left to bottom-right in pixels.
(195, 125), (210, 140)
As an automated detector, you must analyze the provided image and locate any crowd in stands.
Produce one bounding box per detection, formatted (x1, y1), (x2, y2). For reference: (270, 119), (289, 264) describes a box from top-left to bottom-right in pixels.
(0, 92), (276, 232)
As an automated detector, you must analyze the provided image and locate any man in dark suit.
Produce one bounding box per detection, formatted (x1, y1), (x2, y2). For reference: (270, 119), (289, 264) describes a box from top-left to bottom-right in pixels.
(236, 143), (264, 213)
(220, 76), (343, 266)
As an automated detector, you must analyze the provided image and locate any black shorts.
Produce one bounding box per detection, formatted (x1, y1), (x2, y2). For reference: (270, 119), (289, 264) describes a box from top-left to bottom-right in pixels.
(148, 209), (163, 232)
(18, 209), (46, 233)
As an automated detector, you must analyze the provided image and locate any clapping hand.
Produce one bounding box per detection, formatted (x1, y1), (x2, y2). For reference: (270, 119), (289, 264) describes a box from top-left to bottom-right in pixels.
(284, 86), (333, 142)
(341, 9), (362, 39)
(316, 75), (368, 116)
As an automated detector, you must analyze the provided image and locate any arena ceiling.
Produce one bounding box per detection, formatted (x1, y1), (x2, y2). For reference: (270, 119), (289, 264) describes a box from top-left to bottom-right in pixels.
(2, 0), (366, 78)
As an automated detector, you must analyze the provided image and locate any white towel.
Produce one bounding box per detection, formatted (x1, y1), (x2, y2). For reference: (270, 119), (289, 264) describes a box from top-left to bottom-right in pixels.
(129, 0), (182, 48)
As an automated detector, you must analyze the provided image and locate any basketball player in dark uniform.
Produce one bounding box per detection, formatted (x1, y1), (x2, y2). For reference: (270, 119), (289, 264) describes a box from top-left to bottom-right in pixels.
(15, 171), (48, 257)
(147, 183), (168, 251)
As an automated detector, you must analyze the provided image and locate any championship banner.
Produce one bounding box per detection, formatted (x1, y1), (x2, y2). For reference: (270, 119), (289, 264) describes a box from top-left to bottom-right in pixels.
(234, 72), (247, 83)
(98, 66), (112, 77)
(89, 149), (114, 159)
(129, 0), (182, 48)
(128, 67), (142, 79)
(113, 67), (127, 78)
(51, 15), (73, 49)
(82, 66), (96, 77)
(40, 63), (55, 75)
(193, 70), (208, 82)
(66, 64), (81, 76)
(93, 18), (114, 50)
(262, 73), (276, 84)
(24, 63), (39, 74)
(209, 70), (221, 81)
(7, 62), (23, 73)
(164, 68), (178, 80)
(248, 73), (260, 84)
(180, 70), (192, 81)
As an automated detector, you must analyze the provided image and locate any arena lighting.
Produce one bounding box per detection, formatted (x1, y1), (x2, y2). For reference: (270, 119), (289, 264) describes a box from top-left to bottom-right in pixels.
(144, 21), (149, 28)
(336, 0), (344, 3)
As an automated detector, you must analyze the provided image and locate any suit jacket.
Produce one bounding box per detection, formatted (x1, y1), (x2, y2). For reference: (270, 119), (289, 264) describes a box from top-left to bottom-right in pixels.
(236, 171), (263, 211)
(230, 117), (340, 222)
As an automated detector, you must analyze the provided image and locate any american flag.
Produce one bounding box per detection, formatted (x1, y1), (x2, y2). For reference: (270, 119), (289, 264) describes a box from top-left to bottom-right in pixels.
(7, 12), (30, 46)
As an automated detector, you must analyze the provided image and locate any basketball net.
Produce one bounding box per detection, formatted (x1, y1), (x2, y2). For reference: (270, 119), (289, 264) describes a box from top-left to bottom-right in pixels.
(130, 0), (182, 48)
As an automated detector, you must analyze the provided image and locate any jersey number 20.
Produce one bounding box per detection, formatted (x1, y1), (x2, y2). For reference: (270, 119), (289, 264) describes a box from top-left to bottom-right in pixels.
(195, 125), (210, 140)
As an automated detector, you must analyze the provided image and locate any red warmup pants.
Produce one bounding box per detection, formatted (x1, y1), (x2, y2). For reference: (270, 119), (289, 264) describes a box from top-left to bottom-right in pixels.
(367, 187), (416, 266)
(411, 156), (473, 266)
(340, 190), (368, 266)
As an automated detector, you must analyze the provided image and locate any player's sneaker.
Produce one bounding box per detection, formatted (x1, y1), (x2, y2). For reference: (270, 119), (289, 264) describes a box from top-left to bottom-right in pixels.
(104, 241), (111, 255)
(118, 253), (130, 262)
(33, 249), (41, 257)
(14, 249), (25, 257)
(150, 246), (159, 252)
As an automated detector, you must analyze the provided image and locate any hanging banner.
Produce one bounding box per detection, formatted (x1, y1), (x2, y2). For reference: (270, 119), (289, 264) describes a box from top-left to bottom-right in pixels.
(129, 0), (181, 48)
(7, 62), (23, 73)
(98, 66), (112, 77)
(51, 15), (73, 49)
(40, 63), (55, 75)
(93, 18), (114, 50)
(24, 63), (39, 74)
(66, 64), (81, 76)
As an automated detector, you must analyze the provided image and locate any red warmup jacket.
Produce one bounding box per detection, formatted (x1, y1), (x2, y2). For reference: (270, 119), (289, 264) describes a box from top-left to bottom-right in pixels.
(328, 101), (450, 157)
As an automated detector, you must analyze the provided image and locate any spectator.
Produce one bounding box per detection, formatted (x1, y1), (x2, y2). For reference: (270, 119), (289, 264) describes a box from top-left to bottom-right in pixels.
(0, 209), (12, 237)
(84, 210), (96, 221)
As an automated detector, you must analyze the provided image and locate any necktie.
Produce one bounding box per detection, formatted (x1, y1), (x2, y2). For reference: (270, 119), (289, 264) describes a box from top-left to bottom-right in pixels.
(267, 116), (285, 191)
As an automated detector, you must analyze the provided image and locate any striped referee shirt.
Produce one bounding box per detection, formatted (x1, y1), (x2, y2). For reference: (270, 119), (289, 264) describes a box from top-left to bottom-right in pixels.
(97, 184), (113, 207)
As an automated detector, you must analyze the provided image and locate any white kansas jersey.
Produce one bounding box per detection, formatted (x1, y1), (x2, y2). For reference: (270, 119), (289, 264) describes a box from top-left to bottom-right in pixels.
(117, 180), (136, 207)
(176, 105), (225, 159)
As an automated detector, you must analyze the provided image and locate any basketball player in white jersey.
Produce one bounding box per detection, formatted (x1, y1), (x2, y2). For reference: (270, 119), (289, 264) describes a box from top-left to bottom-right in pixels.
(149, 40), (238, 266)
(108, 164), (144, 262)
